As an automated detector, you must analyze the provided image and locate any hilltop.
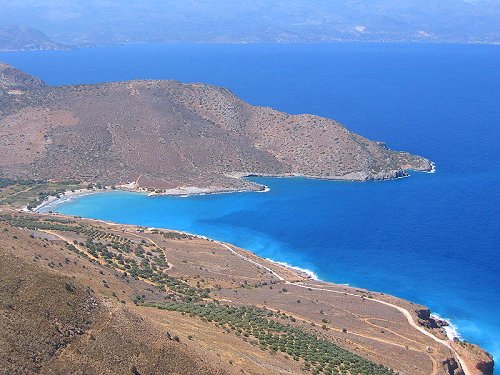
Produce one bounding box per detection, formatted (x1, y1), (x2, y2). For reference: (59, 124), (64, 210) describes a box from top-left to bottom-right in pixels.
(0, 63), (432, 193)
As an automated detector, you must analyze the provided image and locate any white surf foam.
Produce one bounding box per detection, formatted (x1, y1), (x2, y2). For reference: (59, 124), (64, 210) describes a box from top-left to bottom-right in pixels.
(431, 313), (462, 340)
(268, 259), (319, 280)
(426, 162), (437, 174)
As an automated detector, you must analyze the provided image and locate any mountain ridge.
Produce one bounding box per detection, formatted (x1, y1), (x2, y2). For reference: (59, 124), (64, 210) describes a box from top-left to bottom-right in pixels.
(0, 25), (60, 52)
(0, 1), (498, 48)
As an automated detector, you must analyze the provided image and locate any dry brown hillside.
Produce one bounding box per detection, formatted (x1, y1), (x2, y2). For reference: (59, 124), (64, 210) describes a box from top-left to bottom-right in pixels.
(0, 62), (431, 192)
(0, 236), (230, 375)
(0, 212), (493, 375)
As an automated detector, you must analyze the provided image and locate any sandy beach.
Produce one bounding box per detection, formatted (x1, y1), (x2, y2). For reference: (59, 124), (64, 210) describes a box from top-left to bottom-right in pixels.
(32, 188), (100, 212)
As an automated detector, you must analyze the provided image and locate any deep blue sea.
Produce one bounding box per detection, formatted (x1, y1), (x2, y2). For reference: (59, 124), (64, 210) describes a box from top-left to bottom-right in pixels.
(1, 43), (498, 369)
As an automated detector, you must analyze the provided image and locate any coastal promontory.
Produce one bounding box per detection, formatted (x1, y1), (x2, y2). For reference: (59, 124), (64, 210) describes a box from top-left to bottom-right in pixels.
(0, 62), (432, 193)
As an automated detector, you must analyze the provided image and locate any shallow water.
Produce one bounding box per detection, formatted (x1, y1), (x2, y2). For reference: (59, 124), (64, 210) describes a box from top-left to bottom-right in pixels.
(2, 42), (498, 368)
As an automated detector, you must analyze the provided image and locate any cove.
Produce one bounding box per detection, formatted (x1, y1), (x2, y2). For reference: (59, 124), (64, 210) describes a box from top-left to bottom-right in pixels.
(45, 171), (499, 365)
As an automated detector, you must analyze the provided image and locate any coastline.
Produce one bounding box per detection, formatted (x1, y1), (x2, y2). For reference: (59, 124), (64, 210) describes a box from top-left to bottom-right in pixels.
(2, 40), (496, 374)
(24, 198), (492, 374)
(146, 183), (271, 197)
(268, 259), (320, 281)
(432, 313), (462, 341)
(139, 163), (437, 199)
(32, 188), (103, 212)
(32, 184), (271, 212)
(28, 166), (469, 347)
(32, 183), (461, 344)
(32, 164), (438, 212)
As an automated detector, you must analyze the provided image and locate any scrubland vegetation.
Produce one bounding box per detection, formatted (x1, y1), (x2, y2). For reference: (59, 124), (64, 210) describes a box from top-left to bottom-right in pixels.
(0, 213), (398, 374)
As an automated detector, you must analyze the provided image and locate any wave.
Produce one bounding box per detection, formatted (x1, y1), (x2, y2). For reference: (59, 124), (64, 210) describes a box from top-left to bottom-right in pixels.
(425, 162), (437, 174)
(431, 313), (462, 340)
(257, 186), (270, 193)
(268, 259), (319, 280)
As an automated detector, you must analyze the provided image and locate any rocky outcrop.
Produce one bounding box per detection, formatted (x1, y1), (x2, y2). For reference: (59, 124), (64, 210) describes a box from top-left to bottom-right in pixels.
(452, 341), (494, 375)
(443, 358), (464, 375)
(416, 308), (449, 329)
(415, 308), (494, 375)
(416, 308), (432, 320)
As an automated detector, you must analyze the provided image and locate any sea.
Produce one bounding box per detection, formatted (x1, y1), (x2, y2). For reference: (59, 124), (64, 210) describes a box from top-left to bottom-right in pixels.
(1, 43), (498, 370)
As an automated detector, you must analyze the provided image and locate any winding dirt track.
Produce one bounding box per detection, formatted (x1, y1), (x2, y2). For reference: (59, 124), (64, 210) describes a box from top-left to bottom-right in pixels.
(216, 241), (472, 375)
(37, 222), (471, 375)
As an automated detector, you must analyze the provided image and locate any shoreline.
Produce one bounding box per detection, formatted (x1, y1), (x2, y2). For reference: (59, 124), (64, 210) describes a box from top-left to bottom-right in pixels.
(29, 209), (466, 345)
(32, 186), (461, 343)
(32, 165), (438, 212)
(33, 184), (271, 212)
(24, 203), (488, 375)
(431, 313), (462, 341)
(28, 169), (469, 345)
(2, 41), (499, 57)
(33, 188), (104, 212)
(268, 259), (319, 281)
(146, 184), (271, 197)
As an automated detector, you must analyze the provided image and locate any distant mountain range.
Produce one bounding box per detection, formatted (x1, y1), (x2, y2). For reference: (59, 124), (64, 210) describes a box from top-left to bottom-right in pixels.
(0, 25), (60, 52)
(0, 0), (498, 50)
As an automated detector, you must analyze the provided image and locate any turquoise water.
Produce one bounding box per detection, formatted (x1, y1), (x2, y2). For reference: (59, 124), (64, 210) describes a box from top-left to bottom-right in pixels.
(2, 43), (498, 369)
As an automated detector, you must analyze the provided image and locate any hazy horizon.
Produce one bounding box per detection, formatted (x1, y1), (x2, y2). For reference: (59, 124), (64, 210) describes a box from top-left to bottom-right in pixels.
(0, 0), (498, 50)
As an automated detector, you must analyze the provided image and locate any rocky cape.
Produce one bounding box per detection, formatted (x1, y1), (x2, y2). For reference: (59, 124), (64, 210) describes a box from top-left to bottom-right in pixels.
(0, 62), (432, 193)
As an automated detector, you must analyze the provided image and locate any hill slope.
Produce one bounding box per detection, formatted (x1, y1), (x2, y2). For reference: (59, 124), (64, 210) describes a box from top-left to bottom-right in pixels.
(0, 238), (229, 375)
(0, 63), (431, 192)
(0, 212), (493, 375)
(0, 25), (59, 52)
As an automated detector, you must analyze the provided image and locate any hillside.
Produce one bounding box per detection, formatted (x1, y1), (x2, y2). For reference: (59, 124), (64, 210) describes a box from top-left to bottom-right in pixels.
(0, 210), (493, 374)
(0, 63), (432, 193)
(0, 25), (59, 52)
(0, 223), (230, 375)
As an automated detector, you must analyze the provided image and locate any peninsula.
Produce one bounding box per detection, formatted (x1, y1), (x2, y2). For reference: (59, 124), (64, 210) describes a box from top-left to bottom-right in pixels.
(0, 62), (431, 194)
